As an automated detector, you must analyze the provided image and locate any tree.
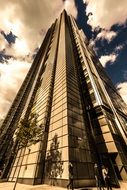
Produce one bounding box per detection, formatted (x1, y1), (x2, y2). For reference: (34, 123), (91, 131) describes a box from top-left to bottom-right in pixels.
(16, 113), (43, 147)
(46, 134), (63, 185)
(13, 113), (44, 190)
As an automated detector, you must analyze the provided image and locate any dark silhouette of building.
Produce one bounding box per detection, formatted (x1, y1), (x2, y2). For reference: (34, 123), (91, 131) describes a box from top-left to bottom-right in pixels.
(0, 10), (127, 188)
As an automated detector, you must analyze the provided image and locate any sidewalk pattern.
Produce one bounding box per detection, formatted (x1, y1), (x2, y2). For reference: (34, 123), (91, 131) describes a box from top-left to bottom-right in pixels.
(0, 182), (126, 190)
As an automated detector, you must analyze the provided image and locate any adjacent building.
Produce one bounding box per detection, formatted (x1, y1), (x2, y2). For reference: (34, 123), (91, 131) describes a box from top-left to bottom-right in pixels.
(0, 10), (127, 188)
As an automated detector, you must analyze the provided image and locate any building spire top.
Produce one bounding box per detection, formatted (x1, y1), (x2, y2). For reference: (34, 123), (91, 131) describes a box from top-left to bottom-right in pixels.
(61, 8), (67, 15)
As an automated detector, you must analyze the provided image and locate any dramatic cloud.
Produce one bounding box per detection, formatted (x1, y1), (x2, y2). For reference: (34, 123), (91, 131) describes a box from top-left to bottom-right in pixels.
(117, 82), (127, 104)
(96, 30), (117, 42)
(0, 0), (63, 56)
(0, 0), (77, 57)
(99, 53), (117, 67)
(5, 37), (31, 58)
(0, 33), (7, 51)
(0, 59), (31, 119)
(115, 44), (124, 52)
(89, 30), (117, 52)
(85, 0), (127, 29)
(0, 0), (77, 60)
(0, 0), (78, 118)
(64, 0), (77, 17)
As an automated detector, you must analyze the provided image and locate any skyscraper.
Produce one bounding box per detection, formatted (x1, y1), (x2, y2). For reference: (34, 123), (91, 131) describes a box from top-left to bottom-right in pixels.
(0, 10), (127, 188)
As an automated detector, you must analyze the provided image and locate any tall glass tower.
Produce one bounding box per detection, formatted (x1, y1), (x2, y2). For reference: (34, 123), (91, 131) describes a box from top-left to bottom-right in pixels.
(0, 10), (127, 188)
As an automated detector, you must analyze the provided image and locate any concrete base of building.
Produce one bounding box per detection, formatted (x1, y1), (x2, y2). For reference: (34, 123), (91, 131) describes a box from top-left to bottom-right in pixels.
(17, 178), (42, 185)
(8, 177), (121, 188)
(44, 178), (95, 188)
(0, 178), (8, 183)
(13, 177), (96, 188)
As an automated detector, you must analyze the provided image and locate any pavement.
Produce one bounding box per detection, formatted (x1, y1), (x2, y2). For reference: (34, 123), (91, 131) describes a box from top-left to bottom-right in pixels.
(0, 182), (127, 190)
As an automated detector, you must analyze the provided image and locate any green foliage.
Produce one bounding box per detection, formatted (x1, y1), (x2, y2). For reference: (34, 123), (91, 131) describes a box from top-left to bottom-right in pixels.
(16, 113), (44, 148)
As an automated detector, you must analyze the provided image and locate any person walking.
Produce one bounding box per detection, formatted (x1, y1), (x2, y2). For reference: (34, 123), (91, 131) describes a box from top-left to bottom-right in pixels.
(94, 163), (103, 190)
(102, 166), (112, 190)
(67, 162), (74, 190)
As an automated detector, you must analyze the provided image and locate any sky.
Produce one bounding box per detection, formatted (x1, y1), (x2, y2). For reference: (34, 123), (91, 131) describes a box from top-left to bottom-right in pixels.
(0, 0), (127, 120)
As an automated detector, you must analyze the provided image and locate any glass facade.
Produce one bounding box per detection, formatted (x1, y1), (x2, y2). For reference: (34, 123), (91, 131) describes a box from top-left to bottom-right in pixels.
(0, 10), (127, 188)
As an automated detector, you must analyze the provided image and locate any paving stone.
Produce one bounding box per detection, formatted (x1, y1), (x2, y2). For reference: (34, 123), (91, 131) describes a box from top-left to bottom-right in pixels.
(0, 182), (126, 190)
